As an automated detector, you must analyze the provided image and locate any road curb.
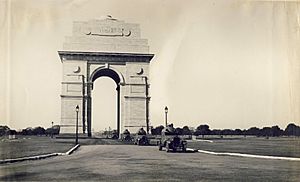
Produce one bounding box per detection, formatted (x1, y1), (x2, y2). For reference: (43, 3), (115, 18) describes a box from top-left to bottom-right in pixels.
(0, 144), (80, 164)
(186, 148), (198, 152)
(65, 144), (80, 155)
(196, 149), (300, 161)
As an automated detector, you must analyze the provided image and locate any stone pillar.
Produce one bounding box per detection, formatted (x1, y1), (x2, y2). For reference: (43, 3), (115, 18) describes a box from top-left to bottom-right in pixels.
(81, 75), (86, 134)
(59, 60), (87, 134)
(86, 82), (92, 137)
(116, 85), (120, 137)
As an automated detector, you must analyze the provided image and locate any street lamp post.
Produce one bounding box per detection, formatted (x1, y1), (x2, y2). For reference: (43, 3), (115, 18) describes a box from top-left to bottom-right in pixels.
(75, 105), (79, 145)
(165, 106), (168, 127)
(51, 121), (54, 138)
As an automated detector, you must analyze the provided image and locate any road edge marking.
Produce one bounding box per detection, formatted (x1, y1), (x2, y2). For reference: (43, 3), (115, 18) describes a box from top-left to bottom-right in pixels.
(197, 149), (300, 161)
(0, 144), (80, 164)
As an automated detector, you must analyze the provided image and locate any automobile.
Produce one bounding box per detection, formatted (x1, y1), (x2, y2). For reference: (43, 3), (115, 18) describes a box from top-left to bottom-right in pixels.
(111, 130), (118, 139)
(158, 124), (187, 152)
(134, 128), (149, 145)
(121, 129), (133, 142)
(134, 135), (149, 145)
(111, 133), (118, 139)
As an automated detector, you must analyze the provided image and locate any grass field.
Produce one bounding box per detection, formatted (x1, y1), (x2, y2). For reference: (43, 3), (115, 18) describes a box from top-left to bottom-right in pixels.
(0, 136), (74, 160)
(1, 136), (300, 181)
(188, 136), (300, 158)
(1, 135), (299, 161)
(1, 145), (299, 181)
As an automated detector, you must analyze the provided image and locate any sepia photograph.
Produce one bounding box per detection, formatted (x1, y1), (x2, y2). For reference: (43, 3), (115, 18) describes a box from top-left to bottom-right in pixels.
(0, 0), (300, 181)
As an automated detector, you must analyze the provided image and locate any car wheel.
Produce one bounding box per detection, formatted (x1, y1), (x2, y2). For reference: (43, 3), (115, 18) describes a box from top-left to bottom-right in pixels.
(166, 145), (170, 152)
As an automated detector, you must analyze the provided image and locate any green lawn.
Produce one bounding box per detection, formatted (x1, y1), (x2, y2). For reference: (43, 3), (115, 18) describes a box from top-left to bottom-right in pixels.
(1, 145), (299, 181)
(1, 135), (299, 161)
(0, 136), (74, 160)
(188, 136), (300, 158)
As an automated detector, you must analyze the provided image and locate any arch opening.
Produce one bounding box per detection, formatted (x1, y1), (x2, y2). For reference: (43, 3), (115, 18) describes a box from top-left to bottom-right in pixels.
(92, 77), (117, 136)
(88, 68), (122, 138)
(91, 68), (122, 85)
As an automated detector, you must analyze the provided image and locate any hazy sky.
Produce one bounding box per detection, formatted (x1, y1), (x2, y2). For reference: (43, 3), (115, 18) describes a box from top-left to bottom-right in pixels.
(0, 0), (299, 131)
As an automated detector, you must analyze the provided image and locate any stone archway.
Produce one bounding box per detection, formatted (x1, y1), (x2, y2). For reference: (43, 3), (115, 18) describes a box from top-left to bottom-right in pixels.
(89, 67), (122, 137)
(58, 17), (154, 137)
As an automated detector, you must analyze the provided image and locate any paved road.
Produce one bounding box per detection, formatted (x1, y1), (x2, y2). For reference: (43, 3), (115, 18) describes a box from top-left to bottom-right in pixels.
(0, 145), (299, 181)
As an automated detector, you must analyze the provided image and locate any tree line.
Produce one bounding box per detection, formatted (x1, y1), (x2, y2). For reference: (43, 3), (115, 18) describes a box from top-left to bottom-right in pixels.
(1, 123), (300, 137)
(0, 125), (60, 137)
(151, 123), (300, 137)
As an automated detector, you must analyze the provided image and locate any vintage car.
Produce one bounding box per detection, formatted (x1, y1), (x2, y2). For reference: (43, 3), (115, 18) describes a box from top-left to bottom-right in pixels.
(134, 128), (149, 146)
(111, 130), (119, 139)
(121, 129), (133, 142)
(158, 124), (187, 152)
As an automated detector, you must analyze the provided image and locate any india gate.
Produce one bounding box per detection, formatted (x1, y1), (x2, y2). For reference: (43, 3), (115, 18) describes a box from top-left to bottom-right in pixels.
(58, 16), (154, 137)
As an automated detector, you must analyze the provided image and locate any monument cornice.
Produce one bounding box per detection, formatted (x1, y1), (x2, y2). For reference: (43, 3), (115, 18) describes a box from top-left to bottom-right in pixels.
(58, 51), (154, 63)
